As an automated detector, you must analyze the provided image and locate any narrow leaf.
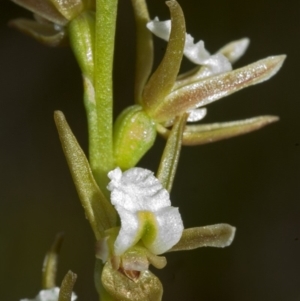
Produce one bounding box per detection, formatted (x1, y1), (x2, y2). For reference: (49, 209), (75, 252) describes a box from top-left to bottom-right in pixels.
(42, 233), (64, 289)
(10, 0), (68, 26)
(169, 224), (236, 252)
(154, 55), (286, 122)
(142, 0), (185, 116)
(156, 114), (187, 192)
(9, 18), (67, 47)
(58, 271), (77, 301)
(131, 0), (154, 103)
(54, 111), (117, 240)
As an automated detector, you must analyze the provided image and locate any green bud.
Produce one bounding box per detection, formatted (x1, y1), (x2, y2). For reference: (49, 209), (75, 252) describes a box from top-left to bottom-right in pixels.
(69, 11), (95, 80)
(113, 105), (156, 170)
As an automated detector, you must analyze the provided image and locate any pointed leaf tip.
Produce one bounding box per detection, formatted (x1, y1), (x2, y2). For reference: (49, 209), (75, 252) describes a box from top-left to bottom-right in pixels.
(54, 111), (117, 239)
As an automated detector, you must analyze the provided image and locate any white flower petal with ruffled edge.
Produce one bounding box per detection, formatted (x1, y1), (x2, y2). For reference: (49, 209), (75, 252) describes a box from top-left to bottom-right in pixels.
(143, 206), (184, 255)
(147, 17), (232, 75)
(20, 287), (77, 301)
(107, 167), (184, 256)
(108, 167), (170, 212)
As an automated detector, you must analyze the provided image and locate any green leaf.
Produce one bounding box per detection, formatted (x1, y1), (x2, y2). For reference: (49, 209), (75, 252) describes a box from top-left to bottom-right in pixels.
(58, 271), (77, 301)
(156, 114), (187, 192)
(50, 0), (83, 20)
(54, 111), (117, 240)
(169, 224), (236, 252)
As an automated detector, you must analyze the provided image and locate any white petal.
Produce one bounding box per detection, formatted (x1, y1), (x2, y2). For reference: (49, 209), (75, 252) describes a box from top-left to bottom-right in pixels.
(187, 108), (207, 122)
(144, 207), (184, 255)
(217, 38), (250, 64)
(146, 17), (171, 41)
(184, 36), (210, 64)
(20, 287), (77, 301)
(108, 167), (170, 212)
(114, 205), (140, 256)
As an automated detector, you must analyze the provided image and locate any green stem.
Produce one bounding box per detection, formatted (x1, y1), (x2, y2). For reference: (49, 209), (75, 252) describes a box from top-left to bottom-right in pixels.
(93, 0), (118, 191)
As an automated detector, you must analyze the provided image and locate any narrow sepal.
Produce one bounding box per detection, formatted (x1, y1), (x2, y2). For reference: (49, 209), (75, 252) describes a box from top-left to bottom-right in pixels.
(142, 0), (185, 115)
(69, 11), (95, 79)
(54, 111), (117, 239)
(58, 271), (77, 301)
(10, 0), (68, 25)
(42, 233), (64, 289)
(102, 261), (163, 301)
(131, 0), (154, 103)
(156, 114), (187, 192)
(9, 18), (67, 47)
(154, 55), (286, 122)
(50, 0), (83, 20)
(178, 115), (279, 145)
(168, 223), (236, 252)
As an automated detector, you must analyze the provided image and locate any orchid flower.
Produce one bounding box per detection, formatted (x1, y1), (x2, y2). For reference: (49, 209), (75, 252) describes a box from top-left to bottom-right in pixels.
(21, 287), (77, 301)
(107, 167), (184, 256)
(112, 1), (285, 170)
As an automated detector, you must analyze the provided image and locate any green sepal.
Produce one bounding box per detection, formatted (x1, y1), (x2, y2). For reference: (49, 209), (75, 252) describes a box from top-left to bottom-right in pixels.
(9, 18), (67, 47)
(168, 224), (236, 252)
(54, 111), (117, 240)
(142, 0), (185, 117)
(42, 233), (64, 289)
(113, 105), (156, 169)
(131, 0), (153, 103)
(102, 261), (163, 301)
(58, 271), (77, 301)
(156, 114), (187, 192)
(69, 11), (95, 80)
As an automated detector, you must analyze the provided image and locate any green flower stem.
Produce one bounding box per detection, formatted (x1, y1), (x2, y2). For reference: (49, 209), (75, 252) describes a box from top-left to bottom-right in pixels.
(93, 0), (118, 189)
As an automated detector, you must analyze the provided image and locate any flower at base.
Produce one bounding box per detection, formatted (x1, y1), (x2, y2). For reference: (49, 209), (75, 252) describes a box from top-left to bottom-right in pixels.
(20, 287), (77, 301)
(107, 167), (184, 256)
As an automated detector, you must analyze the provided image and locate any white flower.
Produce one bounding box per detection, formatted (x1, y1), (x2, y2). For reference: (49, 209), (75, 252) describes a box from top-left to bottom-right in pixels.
(20, 287), (77, 301)
(146, 17), (232, 76)
(107, 167), (184, 256)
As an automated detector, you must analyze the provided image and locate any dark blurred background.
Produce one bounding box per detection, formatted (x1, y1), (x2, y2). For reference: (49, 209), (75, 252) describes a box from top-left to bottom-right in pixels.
(0, 0), (299, 300)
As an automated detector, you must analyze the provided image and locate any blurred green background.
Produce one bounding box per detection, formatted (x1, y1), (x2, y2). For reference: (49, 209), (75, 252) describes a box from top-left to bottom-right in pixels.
(0, 0), (299, 300)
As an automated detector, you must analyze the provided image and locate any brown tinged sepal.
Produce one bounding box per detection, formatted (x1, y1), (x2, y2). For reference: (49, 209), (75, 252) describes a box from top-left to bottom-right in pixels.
(157, 115), (279, 146)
